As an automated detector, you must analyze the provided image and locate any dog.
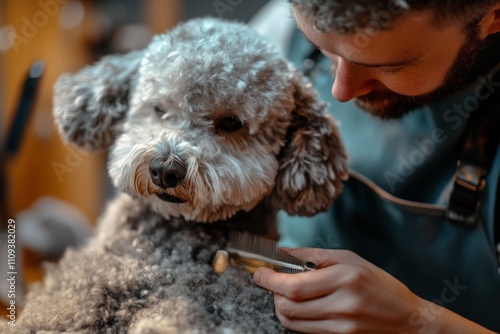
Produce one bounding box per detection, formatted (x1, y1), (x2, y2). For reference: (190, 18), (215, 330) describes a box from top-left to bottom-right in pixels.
(7, 18), (348, 333)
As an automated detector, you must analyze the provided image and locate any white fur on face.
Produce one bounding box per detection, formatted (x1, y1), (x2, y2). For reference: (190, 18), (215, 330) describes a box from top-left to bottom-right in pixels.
(108, 107), (281, 222)
(107, 19), (295, 222)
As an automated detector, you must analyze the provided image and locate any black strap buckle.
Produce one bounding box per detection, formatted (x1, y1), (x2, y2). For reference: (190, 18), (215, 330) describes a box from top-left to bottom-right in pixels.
(447, 161), (487, 225)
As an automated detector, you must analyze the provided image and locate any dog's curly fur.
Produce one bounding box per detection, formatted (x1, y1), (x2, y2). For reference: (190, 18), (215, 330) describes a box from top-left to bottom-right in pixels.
(5, 18), (348, 333)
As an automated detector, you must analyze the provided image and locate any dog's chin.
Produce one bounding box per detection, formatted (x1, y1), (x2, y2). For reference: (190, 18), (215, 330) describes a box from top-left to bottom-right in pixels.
(156, 193), (187, 204)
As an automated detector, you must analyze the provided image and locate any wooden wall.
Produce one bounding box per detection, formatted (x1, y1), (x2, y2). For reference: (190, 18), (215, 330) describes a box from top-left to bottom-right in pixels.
(2, 0), (105, 230)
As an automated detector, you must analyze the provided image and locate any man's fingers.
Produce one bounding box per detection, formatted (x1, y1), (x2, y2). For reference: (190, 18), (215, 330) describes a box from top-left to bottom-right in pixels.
(275, 310), (357, 334)
(254, 265), (345, 300)
(273, 293), (353, 320)
(282, 248), (371, 269)
(253, 248), (377, 301)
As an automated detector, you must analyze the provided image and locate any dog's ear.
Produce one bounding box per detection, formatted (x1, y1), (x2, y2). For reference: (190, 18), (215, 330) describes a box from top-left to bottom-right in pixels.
(272, 68), (349, 216)
(53, 50), (143, 152)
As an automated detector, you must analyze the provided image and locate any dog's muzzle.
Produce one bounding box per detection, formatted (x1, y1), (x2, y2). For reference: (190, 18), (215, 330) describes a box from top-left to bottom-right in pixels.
(149, 156), (187, 203)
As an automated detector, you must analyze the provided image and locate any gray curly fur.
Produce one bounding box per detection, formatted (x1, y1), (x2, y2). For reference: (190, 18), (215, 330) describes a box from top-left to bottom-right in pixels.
(12, 195), (282, 333)
(288, 0), (498, 33)
(4, 18), (348, 333)
(53, 50), (143, 152)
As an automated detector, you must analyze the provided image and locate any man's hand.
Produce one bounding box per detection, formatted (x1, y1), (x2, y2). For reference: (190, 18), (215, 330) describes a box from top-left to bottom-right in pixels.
(253, 248), (495, 334)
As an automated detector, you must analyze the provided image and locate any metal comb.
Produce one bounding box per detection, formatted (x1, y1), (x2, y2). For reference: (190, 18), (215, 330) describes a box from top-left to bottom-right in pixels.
(213, 231), (316, 274)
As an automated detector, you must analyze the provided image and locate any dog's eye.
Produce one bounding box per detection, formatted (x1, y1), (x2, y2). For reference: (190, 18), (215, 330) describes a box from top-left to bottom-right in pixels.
(217, 116), (243, 133)
(154, 106), (166, 118)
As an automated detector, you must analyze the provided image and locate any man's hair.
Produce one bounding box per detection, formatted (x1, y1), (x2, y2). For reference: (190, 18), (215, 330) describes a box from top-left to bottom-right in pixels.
(288, 0), (498, 33)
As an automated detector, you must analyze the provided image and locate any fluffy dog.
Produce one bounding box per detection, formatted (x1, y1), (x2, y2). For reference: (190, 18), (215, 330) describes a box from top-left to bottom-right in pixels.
(7, 18), (348, 333)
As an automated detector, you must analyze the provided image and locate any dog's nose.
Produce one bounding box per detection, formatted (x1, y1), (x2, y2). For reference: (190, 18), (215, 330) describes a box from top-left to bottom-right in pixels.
(149, 157), (186, 189)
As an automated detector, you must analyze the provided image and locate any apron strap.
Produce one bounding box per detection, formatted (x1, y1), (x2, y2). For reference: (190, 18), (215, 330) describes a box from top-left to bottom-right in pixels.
(447, 70), (500, 226)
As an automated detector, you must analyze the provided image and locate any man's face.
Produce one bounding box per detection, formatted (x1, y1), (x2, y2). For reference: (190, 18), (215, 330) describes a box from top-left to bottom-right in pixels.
(294, 8), (484, 119)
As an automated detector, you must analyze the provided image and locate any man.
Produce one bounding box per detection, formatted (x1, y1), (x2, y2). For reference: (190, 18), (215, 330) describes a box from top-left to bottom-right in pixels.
(252, 1), (500, 333)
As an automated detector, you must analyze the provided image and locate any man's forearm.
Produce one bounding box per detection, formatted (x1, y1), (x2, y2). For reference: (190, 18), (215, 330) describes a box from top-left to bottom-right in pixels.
(411, 298), (497, 334)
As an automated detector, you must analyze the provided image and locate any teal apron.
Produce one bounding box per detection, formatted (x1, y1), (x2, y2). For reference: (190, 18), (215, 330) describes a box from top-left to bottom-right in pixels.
(278, 31), (500, 331)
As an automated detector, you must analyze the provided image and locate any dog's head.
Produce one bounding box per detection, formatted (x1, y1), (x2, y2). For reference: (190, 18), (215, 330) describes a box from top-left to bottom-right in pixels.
(54, 18), (348, 222)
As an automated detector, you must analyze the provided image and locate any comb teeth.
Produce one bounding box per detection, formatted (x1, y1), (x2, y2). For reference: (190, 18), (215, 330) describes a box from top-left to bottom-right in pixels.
(227, 231), (306, 274)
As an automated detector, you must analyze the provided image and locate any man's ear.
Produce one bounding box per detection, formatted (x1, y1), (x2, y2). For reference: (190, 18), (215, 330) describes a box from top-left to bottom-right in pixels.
(53, 50), (143, 152)
(481, 3), (500, 37)
(271, 67), (349, 216)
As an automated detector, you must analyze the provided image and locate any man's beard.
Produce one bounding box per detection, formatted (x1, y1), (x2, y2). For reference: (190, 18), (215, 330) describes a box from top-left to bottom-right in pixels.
(351, 19), (485, 119)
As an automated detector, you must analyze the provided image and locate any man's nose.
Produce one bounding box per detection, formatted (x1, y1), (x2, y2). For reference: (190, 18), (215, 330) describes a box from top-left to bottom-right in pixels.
(331, 58), (375, 102)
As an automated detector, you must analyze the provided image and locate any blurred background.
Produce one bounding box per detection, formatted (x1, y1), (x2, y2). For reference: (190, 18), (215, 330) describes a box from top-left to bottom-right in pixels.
(0, 0), (270, 317)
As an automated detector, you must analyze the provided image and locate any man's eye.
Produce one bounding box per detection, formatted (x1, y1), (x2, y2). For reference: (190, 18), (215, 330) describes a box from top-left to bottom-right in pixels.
(216, 116), (243, 133)
(378, 66), (406, 74)
(154, 106), (166, 117)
